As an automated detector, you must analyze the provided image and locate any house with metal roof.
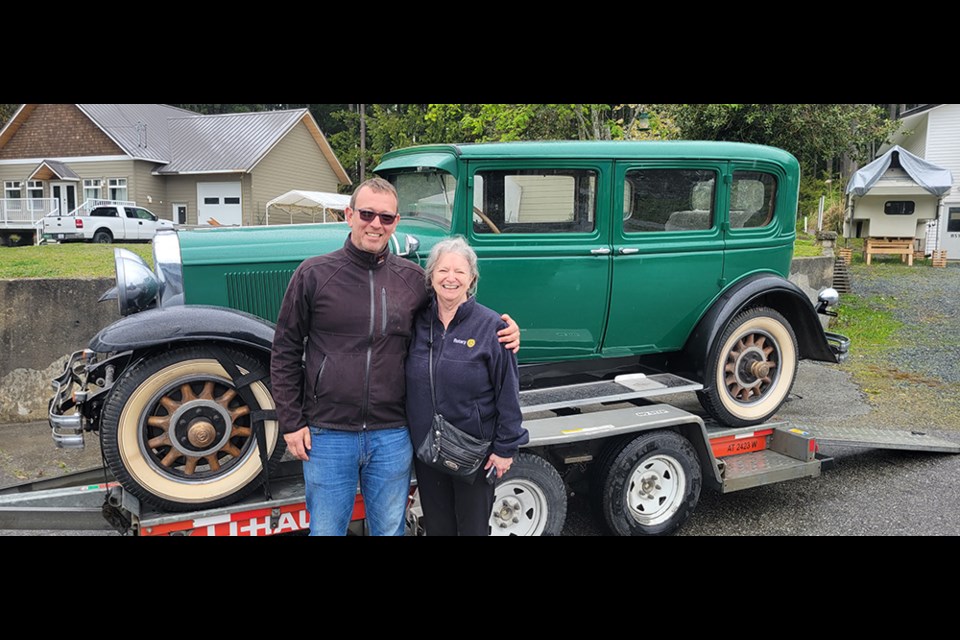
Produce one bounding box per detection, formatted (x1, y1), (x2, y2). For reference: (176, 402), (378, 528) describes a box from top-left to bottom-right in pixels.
(879, 104), (960, 259)
(0, 104), (351, 242)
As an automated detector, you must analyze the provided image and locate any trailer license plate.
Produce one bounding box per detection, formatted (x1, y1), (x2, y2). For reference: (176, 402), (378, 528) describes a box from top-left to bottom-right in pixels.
(710, 429), (773, 458)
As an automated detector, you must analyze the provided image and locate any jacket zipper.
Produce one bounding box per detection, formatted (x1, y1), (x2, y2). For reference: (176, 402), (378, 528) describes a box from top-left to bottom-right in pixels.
(381, 287), (387, 335)
(361, 269), (375, 429)
(312, 356), (327, 401)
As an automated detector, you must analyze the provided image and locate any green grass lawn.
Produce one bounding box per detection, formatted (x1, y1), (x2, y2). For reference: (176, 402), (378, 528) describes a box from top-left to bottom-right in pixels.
(0, 243), (154, 278)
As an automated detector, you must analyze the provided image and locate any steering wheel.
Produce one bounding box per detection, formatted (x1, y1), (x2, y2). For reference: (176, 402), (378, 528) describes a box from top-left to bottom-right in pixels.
(473, 206), (502, 234)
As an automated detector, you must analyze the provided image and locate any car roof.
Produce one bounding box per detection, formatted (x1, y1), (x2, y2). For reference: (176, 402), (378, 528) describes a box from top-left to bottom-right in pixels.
(380, 140), (798, 164)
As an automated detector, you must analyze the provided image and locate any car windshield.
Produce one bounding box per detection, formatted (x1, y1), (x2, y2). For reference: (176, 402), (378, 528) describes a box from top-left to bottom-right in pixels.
(389, 170), (456, 230)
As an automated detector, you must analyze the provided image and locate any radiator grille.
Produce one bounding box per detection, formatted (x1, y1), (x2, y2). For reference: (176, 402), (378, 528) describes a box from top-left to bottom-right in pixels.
(225, 269), (296, 322)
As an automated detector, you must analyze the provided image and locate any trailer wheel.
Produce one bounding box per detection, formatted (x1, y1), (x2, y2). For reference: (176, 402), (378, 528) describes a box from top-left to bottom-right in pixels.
(596, 431), (701, 536)
(698, 306), (798, 427)
(100, 345), (285, 512)
(489, 452), (567, 536)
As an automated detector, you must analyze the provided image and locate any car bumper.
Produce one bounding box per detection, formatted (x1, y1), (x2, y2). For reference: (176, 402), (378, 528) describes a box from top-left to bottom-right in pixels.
(825, 331), (850, 363)
(48, 350), (90, 448)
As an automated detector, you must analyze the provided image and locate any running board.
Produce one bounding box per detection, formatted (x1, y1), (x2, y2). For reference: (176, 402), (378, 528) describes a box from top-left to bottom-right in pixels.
(520, 373), (702, 415)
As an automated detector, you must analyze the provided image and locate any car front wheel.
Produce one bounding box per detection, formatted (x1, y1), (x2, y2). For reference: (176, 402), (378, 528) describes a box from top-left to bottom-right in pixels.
(100, 345), (284, 512)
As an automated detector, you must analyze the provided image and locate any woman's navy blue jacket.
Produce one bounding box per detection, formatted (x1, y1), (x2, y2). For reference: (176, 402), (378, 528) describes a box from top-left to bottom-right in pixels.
(405, 296), (528, 459)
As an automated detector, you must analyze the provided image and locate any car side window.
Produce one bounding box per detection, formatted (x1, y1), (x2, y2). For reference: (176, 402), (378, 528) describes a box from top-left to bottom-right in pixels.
(623, 169), (716, 233)
(90, 207), (115, 217)
(731, 171), (777, 228)
(473, 169), (597, 234)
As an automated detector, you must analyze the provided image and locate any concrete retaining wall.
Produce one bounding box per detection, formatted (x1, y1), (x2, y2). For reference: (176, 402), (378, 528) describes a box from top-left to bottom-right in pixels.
(0, 257), (835, 424)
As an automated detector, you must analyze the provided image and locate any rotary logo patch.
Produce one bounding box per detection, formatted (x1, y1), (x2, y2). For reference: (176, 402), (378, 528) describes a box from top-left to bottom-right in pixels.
(467, 338), (476, 348)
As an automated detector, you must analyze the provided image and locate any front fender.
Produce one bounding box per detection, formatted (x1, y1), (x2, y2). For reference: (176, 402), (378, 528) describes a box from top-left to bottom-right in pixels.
(681, 274), (838, 385)
(89, 305), (277, 356)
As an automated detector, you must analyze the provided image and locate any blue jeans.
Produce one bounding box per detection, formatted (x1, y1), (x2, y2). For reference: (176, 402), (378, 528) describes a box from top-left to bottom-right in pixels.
(302, 426), (413, 536)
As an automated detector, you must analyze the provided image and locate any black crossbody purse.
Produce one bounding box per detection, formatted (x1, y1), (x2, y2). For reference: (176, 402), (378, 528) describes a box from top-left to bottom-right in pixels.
(414, 316), (491, 480)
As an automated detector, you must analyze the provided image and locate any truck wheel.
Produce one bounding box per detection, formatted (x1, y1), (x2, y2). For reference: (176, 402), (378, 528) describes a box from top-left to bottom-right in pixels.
(596, 431), (701, 536)
(100, 345), (285, 512)
(698, 306), (798, 427)
(93, 230), (113, 244)
(489, 452), (567, 536)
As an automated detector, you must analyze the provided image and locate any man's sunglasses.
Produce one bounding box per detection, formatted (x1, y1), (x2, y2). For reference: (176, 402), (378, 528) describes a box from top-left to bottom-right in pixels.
(356, 209), (398, 225)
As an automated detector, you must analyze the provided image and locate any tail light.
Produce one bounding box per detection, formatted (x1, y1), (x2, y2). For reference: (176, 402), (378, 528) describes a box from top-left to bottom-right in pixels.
(75, 218), (84, 229)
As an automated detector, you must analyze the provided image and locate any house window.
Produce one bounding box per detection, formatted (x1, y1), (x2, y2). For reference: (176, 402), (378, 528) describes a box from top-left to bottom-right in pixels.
(884, 200), (915, 215)
(84, 179), (102, 202)
(108, 178), (128, 202)
(4, 181), (21, 212)
(948, 207), (960, 233)
(224, 197), (240, 205)
(204, 197), (220, 205)
(27, 180), (44, 211)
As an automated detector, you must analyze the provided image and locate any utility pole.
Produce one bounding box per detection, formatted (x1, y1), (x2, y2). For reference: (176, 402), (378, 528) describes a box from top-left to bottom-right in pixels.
(359, 104), (366, 182)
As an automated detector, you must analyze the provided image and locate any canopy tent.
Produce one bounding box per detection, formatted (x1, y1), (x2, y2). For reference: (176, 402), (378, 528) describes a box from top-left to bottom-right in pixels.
(845, 145), (953, 198)
(265, 190), (352, 224)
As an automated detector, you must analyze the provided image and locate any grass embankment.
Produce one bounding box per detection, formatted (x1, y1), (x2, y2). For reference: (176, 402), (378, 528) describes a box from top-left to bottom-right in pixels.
(0, 243), (154, 278)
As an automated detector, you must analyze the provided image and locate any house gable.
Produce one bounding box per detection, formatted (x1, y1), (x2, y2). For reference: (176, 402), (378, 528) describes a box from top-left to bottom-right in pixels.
(0, 104), (124, 160)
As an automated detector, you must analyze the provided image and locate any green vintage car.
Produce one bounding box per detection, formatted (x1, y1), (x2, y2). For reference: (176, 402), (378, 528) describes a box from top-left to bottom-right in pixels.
(49, 140), (847, 513)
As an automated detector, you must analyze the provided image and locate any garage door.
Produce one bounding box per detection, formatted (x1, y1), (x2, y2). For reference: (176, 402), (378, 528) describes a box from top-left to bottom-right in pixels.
(198, 182), (242, 226)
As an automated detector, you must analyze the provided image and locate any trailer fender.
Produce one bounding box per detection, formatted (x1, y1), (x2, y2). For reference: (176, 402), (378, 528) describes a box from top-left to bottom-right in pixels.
(681, 273), (837, 387)
(89, 305), (276, 356)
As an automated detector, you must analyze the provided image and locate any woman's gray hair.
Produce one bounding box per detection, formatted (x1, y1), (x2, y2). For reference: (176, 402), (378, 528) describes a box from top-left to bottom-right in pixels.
(424, 235), (480, 296)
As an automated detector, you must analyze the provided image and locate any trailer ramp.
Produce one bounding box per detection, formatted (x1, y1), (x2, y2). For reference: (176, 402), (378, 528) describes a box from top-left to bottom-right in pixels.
(802, 424), (960, 454)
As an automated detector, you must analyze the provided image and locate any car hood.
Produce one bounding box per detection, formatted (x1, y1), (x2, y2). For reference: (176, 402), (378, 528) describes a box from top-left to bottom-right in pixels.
(177, 219), (448, 270)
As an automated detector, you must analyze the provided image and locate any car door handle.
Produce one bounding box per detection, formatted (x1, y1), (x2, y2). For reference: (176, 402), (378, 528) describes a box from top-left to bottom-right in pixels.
(618, 247), (639, 255)
(590, 248), (612, 255)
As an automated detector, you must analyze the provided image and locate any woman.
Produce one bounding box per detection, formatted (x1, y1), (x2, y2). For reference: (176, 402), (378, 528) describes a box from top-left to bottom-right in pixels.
(406, 236), (529, 536)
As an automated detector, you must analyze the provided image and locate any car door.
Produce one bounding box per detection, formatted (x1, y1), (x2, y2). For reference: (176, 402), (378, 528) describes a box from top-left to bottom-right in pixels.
(464, 161), (612, 362)
(126, 207), (157, 240)
(722, 162), (794, 282)
(603, 161), (727, 355)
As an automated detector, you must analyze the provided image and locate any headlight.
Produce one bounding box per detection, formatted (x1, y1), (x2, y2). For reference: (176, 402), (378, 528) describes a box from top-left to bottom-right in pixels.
(818, 287), (840, 307)
(113, 248), (159, 316)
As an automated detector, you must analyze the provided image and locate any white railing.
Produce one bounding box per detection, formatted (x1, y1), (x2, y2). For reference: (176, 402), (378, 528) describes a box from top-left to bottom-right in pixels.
(67, 198), (136, 217)
(0, 198), (59, 225)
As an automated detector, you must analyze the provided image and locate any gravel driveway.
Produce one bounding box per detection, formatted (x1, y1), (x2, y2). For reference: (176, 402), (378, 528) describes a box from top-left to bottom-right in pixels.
(834, 259), (960, 431)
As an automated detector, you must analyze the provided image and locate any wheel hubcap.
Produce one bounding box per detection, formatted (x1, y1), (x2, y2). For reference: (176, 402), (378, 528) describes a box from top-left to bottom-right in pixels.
(725, 331), (780, 403)
(141, 376), (255, 479)
(626, 455), (685, 526)
(489, 479), (549, 536)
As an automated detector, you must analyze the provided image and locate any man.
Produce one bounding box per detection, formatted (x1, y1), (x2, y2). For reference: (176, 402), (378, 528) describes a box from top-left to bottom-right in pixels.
(270, 177), (519, 536)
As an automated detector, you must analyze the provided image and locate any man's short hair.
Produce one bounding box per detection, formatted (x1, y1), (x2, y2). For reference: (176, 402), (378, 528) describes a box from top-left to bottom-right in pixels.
(350, 177), (398, 209)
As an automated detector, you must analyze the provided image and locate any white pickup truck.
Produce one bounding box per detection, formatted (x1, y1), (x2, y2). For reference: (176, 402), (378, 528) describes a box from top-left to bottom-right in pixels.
(43, 204), (175, 243)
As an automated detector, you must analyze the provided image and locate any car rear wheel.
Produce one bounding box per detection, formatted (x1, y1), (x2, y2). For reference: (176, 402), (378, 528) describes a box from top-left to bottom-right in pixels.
(698, 306), (798, 427)
(100, 345), (284, 512)
(93, 230), (113, 244)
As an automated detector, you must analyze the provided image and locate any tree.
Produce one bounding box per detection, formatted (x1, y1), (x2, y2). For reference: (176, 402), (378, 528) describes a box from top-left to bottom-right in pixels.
(663, 104), (898, 180)
(0, 104), (20, 129)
